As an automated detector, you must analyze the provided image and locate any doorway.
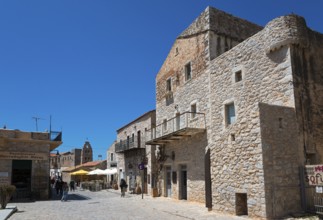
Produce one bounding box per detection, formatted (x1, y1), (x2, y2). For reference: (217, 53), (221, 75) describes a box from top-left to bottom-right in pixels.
(137, 131), (141, 148)
(11, 160), (32, 200)
(236, 193), (248, 216)
(180, 165), (187, 200)
(166, 166), (172, 197)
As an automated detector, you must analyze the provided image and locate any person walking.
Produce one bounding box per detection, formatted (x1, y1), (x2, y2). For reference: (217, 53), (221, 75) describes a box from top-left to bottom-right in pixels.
(119, 179), (128, 197)
(69, 180), (75, 192)
(55, 179), (62, 196)
(61, 182), (69, 201)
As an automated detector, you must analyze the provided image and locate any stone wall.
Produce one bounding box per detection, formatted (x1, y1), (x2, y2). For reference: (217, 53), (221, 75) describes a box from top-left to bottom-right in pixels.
(290, 28), (323, 162)
(259, 103), (302, 218)
(208, 14), (315, 218)
(161, 132), (207, 203)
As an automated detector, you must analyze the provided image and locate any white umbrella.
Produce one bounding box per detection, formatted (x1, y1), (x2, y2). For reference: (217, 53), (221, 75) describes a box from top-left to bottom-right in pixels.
(102, 168), (118, 175)
(87, 168), (105, 175)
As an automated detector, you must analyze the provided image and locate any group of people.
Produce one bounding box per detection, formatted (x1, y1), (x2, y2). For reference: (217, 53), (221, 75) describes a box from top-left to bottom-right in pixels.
(52, 178), (76, 201)
(52, 177), (128, 199)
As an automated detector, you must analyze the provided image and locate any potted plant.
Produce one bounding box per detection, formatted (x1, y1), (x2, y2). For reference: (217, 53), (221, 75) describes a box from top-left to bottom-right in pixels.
(0, 184), (16, 209)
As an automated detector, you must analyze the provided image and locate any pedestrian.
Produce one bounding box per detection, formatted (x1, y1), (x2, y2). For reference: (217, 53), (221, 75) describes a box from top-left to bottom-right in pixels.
(61, 182), (69, 201)
(55, 179), (62, 195)
(50, 178), (55, 188)
(69, 180), (75, 192)
(119, 179), (128, 197)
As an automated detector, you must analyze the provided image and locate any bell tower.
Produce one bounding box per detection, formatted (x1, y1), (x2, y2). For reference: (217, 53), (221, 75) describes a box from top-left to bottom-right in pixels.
(81, 141), (93, 164)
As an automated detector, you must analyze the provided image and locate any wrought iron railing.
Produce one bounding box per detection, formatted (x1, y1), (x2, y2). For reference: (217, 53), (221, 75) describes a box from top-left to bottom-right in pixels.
(50, 131), (62, 142)
(115, 135), (145, 153)
(145, 111), (206, 142)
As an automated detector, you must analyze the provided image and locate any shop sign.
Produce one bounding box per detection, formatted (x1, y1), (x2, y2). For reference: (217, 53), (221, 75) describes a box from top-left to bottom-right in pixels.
(305, 165), (323, 186)
(0, 172), (9, 185)
(0, 151), (48, 160)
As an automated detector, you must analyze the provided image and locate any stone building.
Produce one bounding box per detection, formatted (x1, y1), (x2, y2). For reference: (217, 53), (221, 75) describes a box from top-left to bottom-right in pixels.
(81, 140), (93, 164)
(50, 148), (82, 178)
(146, 6), (323, 219)
(115, 110), (156, 194)
(106, 141), (120, 185)
(0, 128), (62, 200)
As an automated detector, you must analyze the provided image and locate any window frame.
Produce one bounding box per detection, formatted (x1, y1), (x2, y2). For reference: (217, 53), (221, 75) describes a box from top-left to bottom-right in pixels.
(232, 66), (244, 83)
(225, 102), (236, 126)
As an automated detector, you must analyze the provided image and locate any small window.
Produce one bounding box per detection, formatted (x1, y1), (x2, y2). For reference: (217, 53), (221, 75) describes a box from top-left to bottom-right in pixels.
(163, 119), (167, 131)
(235, 70), (242, 82)
(225, 103), (236, 125)
(185, 63), (192, 81)
(166, 78), (172, 92)
(111, 153), (114, 161)
(191, 103), (197, 119)
(231, 134), (235, 141)
(279, 118), (283, 128)
(175, 47), (179, 56)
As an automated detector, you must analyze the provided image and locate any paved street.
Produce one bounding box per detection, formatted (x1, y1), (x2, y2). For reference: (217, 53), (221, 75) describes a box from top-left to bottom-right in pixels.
(7, 188), (247, 220)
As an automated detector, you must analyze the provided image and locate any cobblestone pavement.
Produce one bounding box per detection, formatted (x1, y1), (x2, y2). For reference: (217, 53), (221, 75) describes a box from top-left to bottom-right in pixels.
(8, 188), (247, 220)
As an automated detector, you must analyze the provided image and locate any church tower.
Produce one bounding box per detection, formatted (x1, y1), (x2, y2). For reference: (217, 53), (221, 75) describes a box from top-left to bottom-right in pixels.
(81, 141), (93, 164)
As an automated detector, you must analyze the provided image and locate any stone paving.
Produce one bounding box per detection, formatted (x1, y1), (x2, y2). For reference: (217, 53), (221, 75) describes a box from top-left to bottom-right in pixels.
(7, 188), (247, 220)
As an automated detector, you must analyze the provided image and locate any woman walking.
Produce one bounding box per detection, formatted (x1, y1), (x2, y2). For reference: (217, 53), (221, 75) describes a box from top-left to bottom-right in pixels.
(61, 182), (69, 201)
(119, 179), (128, 197)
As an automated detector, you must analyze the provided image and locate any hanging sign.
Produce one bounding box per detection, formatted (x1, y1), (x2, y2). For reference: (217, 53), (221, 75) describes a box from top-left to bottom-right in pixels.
(305, 165), (323, 186)
(138, 163), (145, 170)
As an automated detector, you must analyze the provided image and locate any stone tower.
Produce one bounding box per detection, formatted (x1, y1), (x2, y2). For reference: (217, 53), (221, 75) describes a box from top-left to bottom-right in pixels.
(81, 141), (93, 164)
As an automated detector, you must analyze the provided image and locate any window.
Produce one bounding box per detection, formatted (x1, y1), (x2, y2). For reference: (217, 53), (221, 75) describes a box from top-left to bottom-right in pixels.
(175, 47), (179, 56)
(163, 119), (167, 131)
(225, 103), (236, 125)
(185, 62), (192, 81)
(231, 134), (235, 141)
(191, 103), (197, 119)
(166, 78), (172, 92)
(111, 153), (114, 162)
(235, 70), (242, 82)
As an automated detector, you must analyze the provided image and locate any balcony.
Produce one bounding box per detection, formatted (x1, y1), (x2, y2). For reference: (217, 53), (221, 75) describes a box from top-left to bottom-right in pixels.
(115, 135), (145, 153)
(50, 131), (62, 142)
(145, 111), (206, 145)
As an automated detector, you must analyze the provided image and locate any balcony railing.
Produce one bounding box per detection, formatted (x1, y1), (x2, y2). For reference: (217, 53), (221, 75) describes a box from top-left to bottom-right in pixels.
(50, 131), (62, 142)
(115, 135), (145, 153)
(145, 111), (206, 145)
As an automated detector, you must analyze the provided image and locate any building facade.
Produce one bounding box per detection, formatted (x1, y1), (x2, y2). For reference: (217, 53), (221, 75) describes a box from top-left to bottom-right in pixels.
(0, 128), (62, 200)
(146, 6), (323, 219)
(50, 148), (82, 179)
(115, 110), (156, 194)
(146, 5), (261, 205)
(106, 141), (121, 185)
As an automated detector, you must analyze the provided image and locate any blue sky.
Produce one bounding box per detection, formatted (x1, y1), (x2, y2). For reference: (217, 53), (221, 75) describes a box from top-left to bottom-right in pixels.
(1, 0), (322, 160)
